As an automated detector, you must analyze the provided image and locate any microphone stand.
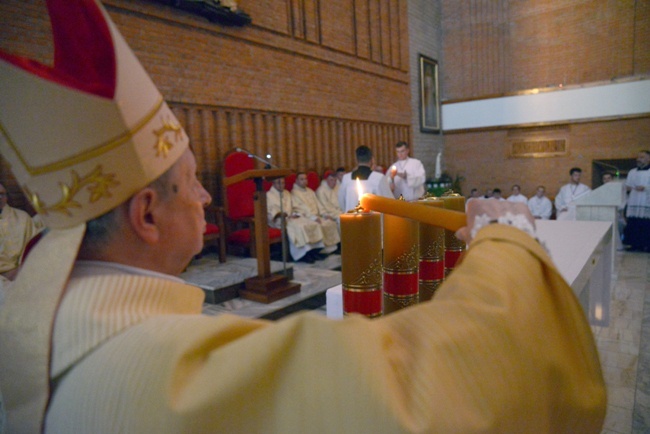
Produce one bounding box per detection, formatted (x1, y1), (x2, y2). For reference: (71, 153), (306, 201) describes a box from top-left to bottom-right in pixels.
(235, 147), (279, 169)
(236, 147), (288, 275)
(279, 190), (288, 276)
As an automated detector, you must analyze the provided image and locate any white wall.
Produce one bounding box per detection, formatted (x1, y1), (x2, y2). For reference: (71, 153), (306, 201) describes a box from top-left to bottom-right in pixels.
(442, 79), (650, 131)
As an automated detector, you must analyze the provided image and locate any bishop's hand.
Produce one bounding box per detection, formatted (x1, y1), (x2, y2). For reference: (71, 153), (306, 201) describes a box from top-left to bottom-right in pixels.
(455, 199), (535, 244)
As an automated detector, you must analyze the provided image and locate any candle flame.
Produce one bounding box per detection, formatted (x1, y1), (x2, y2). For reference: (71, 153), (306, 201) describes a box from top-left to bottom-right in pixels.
(356, 177), (363, 197)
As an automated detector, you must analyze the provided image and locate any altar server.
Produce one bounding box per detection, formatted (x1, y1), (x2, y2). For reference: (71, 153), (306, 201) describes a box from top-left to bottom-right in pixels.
(555, 167), (591, 220)
(0, 183), (38, 282)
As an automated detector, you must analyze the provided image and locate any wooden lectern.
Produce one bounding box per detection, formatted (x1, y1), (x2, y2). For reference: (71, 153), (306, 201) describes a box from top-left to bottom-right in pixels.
(223, 168), (301, 303)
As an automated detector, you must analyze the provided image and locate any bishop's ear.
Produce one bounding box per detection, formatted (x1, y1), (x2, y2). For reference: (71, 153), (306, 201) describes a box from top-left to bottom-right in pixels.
(127, 188), (161, 244)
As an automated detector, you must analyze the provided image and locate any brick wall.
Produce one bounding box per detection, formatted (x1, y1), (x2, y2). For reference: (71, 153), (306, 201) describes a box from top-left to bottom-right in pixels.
(0, 0), (412, 208)
(407, 0), (444, 179)
(445, 118), (650, 200)
(440, 0), (650, 199)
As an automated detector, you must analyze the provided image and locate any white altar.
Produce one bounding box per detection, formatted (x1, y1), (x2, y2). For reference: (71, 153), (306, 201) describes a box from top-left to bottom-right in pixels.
(327, 220), (613, 326)
(576, 180), (625, 252)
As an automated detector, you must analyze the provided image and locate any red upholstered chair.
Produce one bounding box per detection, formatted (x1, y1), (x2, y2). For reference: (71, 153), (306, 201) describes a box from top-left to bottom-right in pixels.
(222, 149), (282, 257)
(306, 170), (320, 191)
(200, 205), (226, 262)
(284, 172), (297, 192)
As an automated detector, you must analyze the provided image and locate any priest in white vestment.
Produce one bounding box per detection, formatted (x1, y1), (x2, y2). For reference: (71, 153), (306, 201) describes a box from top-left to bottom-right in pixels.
(527, 185), (553, 220)
(339, 146), (394, 212)
(267, 177), (324, 261)
(291, 172), (339, 253)
(506, 185), (528, 204)
(389, 141), (426, 201)
(555, 167), (591, 220)
(0, 183), (38, 282)
(315, 172), (342, 224)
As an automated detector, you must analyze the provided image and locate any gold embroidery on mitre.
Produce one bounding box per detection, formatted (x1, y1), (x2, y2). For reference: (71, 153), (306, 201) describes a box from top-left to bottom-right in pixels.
(26, 165), (119, 216)
(153, 118), (182, 157)
(1, 98), (164, 176)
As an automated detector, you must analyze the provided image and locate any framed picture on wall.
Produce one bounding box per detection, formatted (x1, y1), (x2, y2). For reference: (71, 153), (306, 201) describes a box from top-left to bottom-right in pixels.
(419, 55), (440, 133)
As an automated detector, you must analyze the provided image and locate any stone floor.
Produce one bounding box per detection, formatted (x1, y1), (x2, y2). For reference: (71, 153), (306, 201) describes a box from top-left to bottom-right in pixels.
(595, 250), (650, 434)
(181, 253), (341, 320)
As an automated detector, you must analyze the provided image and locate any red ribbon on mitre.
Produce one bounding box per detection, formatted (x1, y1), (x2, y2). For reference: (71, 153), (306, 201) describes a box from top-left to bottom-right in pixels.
(0, 0), (116, 99)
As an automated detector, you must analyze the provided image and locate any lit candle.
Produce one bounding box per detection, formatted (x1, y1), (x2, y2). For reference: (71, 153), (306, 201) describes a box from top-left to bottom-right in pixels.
(359, 194), (466, 231)
(434, 152), (442, 180)
(383, 201), (419, 314)
(339, 181), (383, 317)
(417, 197), (445, 301)
(441, 191), (466, 276)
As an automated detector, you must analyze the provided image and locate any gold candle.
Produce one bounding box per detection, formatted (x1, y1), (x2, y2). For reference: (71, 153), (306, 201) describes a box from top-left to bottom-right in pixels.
(340, 210), (382, 317)
(383, 211), (419, 314)
(417, 197), (445, 301)
(359, 194), (466, 232)
(441, 191), (466, 276)
(340, 182), (383, 318)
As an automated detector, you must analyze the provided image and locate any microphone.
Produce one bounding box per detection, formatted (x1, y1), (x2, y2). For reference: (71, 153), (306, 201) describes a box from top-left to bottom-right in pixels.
(593, 160), (620, 178)
(234, 147), (278, 168)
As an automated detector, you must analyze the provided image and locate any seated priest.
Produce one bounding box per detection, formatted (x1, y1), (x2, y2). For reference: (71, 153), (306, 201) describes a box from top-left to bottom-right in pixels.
(266, 177), (326, 263)
(291, 171), (340, 254)
(316, 171), (343, 225)
(0, 0), (605, 432)
(0, 183), (39, 283)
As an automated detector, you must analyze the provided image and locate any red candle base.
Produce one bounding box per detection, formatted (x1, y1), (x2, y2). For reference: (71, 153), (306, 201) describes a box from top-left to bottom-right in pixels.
(444, 249), (465, 276)
(419, 259), (444, 301)
(383, 270), (418, 314)
(343, 285), (382, 317)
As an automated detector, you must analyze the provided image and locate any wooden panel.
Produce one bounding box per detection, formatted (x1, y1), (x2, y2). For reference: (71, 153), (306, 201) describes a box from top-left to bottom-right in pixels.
(167, 102), (408, 204)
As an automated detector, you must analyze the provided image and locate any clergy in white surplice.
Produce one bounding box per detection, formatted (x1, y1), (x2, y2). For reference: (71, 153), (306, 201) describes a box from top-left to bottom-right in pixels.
(315, 172), (343, 224)
(555, 167), (591, 221)
(0, 184), (39, 282)
(291, 172), (340, 253)
(267, 177), (324, 261)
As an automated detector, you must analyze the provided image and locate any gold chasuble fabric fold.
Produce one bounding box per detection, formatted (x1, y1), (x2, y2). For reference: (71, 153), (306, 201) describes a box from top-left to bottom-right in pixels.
(24, 225), (604, 433)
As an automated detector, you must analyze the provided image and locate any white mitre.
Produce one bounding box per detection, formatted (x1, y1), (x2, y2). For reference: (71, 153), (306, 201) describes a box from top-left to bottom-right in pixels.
(0, 1), (190, 432)
(0, 0), (188, 229)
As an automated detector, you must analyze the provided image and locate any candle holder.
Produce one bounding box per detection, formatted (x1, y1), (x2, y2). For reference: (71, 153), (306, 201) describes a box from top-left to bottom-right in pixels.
(383, 210), (419, 314)
(441, 191), (466, 276)
(417, 197), (445, 301)
(340, 207), (383, 318)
